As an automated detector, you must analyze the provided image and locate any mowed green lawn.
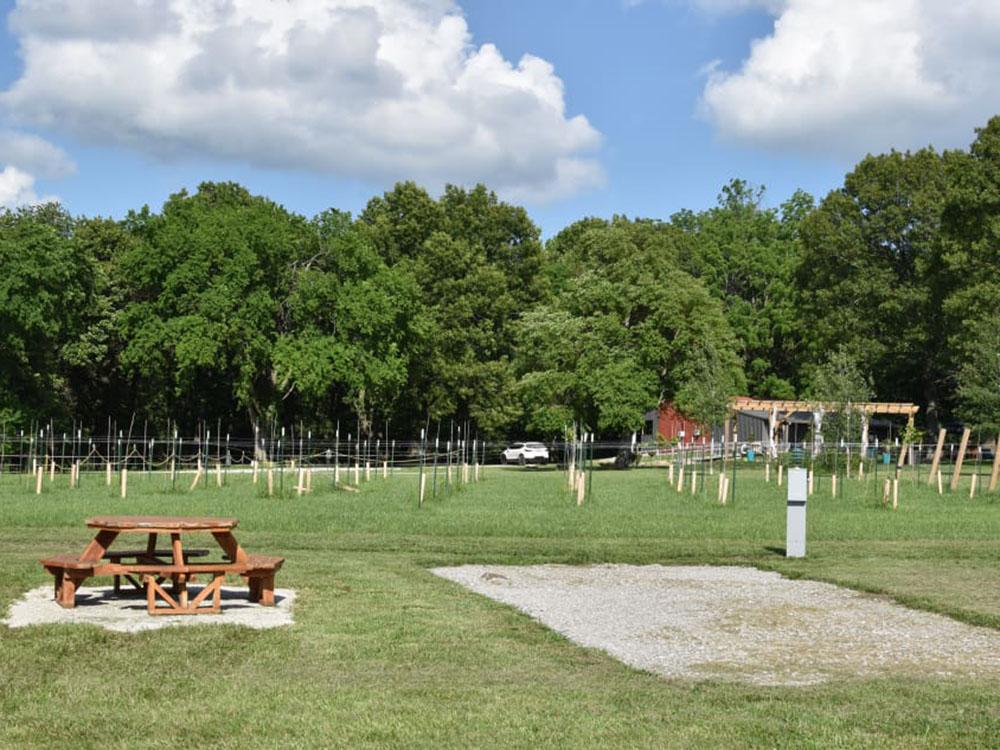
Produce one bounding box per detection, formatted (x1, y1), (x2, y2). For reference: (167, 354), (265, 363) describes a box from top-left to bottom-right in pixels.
(1, 464), (999, 749)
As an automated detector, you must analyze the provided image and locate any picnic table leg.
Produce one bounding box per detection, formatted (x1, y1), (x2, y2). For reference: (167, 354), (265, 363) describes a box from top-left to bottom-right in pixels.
(248, 577), (262, 603)
(169, 533), (187, 604)
(260, 574), (275, 607)
(57, 574), (82, 608)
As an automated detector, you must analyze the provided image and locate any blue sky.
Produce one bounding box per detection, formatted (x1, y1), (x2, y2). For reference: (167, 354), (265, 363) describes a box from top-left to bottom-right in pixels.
(0, 0), (996, 236)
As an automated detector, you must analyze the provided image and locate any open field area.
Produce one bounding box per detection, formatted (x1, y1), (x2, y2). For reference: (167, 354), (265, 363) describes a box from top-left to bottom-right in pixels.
(2, 466), (1000, 748)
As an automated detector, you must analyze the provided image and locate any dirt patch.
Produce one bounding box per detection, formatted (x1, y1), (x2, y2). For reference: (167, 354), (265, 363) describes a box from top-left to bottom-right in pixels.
(431, 564), (1000, 686)
(3, 585), (295, 633)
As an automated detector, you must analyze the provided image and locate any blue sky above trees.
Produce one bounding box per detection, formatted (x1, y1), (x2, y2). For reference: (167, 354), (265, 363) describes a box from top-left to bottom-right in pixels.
(0, 0), (998, 235)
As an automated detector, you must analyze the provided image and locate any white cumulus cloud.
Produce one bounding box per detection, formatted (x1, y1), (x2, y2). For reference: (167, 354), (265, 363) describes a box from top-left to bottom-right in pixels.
(1, 0), (602, 202)
(699, 0), (1000, 157)
(0, 131), (76, 178)
(0, 165), (44, 207)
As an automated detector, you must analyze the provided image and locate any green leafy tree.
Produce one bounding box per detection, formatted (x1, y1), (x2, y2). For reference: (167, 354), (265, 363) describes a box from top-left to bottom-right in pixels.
(115, 182), (310, 428)
(359, 183), (544, 435)
(940, 117), (1000, 431)
(273, 209), (424, 433)
(798, 149), (949, 426)
(955, 315), (1000, 433)
(517, 218), (745, 436)
(672, 180), (810, 398)
(0, 204), (95, 423)
(807, 346), (874, 447)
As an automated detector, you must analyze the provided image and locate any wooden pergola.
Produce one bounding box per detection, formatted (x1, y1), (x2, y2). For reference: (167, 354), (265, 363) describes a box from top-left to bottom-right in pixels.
(726, 397), (919, 459)
(730, 397), (918, 419)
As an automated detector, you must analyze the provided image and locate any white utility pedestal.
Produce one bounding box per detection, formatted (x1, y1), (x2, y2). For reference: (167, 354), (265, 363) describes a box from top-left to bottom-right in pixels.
(786, 467), (807, 558)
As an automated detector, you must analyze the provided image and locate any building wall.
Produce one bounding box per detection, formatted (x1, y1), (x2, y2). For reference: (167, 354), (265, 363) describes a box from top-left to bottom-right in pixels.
(654, 402), (709, 445)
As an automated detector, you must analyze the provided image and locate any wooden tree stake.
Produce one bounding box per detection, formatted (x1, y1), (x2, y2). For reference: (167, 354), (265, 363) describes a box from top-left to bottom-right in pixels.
(927, 427), (947, 485)
(950, 427), (971, 492)
(989, 434), (1000, 493)
(120, 467), (128, 499)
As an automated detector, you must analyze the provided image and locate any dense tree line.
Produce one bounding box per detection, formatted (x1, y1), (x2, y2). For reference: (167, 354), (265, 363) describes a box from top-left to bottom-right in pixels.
(4, 118), (1000, 439)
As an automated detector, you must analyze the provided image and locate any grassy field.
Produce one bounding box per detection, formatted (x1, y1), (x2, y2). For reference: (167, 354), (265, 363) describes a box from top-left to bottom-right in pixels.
(1, 464), (999, 748)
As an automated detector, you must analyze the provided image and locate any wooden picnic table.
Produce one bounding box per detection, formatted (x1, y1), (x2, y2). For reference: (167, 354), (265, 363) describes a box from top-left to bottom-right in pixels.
(41, 515), (283, 615)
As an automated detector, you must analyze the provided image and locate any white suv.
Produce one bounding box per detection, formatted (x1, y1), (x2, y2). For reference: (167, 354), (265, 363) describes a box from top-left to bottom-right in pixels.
(501, 442), (550, 465)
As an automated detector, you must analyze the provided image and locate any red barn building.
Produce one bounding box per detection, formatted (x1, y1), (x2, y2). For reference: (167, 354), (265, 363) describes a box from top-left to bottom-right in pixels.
(644, 402), (710, 445)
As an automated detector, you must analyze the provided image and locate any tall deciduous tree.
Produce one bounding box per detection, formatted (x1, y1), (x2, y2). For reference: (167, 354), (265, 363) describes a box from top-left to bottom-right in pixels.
(517, 218), (745, 435)
(116, 182), (309, 428)
(798, 149), (949, 427)
(273, 209), (423, 433)
(359, 183), (544, 435)
(941, 118), (1000, 430)
(672, 180), (810, 398)
(955, 315), (1000, 434)
(0, 204), (95, 423)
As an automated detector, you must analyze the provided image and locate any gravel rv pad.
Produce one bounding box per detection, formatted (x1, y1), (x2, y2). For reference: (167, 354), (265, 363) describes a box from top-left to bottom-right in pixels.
(432, 564), (1000, 686)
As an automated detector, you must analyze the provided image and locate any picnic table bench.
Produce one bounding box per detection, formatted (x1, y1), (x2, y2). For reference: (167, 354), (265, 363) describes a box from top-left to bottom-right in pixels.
(40, 515), (284, 615)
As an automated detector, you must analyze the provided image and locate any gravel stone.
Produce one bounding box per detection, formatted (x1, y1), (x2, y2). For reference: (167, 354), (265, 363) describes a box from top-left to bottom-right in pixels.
(431, 564), (1000, 685)
(3, 585), (295, 633)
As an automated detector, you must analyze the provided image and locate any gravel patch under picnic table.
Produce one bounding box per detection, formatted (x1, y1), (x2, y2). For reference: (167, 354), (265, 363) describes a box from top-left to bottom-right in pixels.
(3, 585), (295, 633)
(432, 564), (1000, 686)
